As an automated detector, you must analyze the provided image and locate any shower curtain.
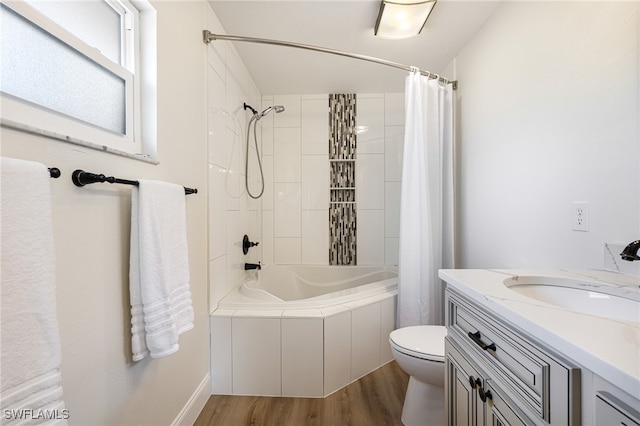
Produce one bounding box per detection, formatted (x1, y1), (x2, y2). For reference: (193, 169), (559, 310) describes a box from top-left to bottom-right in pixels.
(397, 69), (454, 327)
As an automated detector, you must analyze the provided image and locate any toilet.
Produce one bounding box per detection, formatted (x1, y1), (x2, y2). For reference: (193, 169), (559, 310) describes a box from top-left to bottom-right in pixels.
(389, 325), (447, 426)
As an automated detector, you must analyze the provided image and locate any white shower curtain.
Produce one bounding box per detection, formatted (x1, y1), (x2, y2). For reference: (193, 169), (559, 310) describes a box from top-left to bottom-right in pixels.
(397, 69), (454, 327)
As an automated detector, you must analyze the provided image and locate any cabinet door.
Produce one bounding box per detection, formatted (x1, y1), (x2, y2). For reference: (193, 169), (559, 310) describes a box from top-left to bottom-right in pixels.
(447, 338), (531, 426)
(446, 339), (483, 426)
(484, 381), (528, 426)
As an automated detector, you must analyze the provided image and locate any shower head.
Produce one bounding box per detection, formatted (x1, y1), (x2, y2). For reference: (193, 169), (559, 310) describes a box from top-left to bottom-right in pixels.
(256, 105), (285, 119)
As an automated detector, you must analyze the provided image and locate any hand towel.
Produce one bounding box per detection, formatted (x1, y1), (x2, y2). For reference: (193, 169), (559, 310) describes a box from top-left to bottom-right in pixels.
(1, 157), (68, 424)
(129, 179), (194, 361)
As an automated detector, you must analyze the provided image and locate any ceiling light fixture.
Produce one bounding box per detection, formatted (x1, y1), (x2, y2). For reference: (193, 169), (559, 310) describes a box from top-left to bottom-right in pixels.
(374, 0), (436, 40)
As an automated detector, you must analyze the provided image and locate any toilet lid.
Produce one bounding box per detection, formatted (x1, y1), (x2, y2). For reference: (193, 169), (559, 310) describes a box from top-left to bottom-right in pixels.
(389, 325), (447, 361)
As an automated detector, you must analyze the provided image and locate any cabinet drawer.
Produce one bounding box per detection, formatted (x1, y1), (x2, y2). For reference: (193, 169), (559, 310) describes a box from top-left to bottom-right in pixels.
(446, 289), (576, 424)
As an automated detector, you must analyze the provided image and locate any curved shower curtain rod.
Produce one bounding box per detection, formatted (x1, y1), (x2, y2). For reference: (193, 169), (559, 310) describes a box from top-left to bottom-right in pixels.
(202, 31), (457, 90)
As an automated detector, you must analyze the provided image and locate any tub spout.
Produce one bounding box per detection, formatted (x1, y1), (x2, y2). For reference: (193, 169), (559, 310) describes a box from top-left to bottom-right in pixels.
(244, 262), (261, 270)
(620, 240), (640, 261)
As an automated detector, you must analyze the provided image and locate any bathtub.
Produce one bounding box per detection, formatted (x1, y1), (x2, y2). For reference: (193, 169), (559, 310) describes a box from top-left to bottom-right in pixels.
(211, 264), (398, 398)
(219, 264), (398, 308)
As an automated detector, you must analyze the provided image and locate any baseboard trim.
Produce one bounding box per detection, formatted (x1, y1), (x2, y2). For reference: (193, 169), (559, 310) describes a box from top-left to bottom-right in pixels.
(172, 373), (211, 426)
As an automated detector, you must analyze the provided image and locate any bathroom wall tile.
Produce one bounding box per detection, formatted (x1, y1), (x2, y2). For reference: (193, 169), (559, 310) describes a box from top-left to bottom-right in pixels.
(261, 98), (274, 156)
(274, 127), (301, 182)
(274, 95), (301, 128)
(351, 303), (381, 381)
(232, 318), (281, 396)
(302, 155), (329, 210)
(356, 95), (385, 154)
(262, 211), (274, 266)
(207, 66), (226, 168)
(385, 182), (401, 238)
(210, 315), (232, 394)
(226, 210), (248, 287)
(384, 93), (405, 126)
(324, 311), (351, 396)
(274, 238), (302, 264)
(357, 210), (385, 265)
(380, 295), (397, 364)
(301, 97), (329, 155)
(385, 238), (399, 266)
(274, 183), (301, 237)
(209, 256), (229, 313)
(384, 125), (404, 182)
(225, 127), (243, 212)
(209, 164), (227, 260)
(302, 210), (329, 265)
(282, 318), (324, 397)
(262, 155), (274, 211)
(356, 154), (385, 209)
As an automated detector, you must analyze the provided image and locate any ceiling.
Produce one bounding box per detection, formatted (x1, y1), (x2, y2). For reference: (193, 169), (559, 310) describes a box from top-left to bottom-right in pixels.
(208, 0), (502, 94)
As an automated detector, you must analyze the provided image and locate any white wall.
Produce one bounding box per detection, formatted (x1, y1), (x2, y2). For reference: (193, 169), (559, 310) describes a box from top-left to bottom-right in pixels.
(454, 1), (640, 270)
(259, 93), (405, 265)
(1, 1), (210, 424)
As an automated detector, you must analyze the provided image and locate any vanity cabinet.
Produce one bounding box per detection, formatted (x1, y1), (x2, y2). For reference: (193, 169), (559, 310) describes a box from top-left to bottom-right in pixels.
(445, 288), (581, 426)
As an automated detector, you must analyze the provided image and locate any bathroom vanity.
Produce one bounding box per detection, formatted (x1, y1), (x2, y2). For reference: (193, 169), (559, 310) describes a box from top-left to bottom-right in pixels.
(439, 269), (640, 425)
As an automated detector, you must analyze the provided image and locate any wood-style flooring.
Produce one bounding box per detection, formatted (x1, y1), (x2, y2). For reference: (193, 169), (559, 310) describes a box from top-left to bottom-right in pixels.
(194, 361), (409, 426)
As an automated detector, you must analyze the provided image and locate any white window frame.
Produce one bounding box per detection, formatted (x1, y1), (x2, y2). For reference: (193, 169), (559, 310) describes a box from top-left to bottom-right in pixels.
(0, 0), (156, 159)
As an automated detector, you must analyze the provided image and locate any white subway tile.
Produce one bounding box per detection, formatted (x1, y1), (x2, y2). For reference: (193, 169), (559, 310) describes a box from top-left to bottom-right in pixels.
(302, 97), (329, 155)
(357, 210), (385, 265)
(208, 164), (227, 260)
(356, 154), (385, 209)
(384, 125), (404, 182)
(274, 128), (301, 182)
(274, 183), (301, 237)
(282, 318), (324, 397)
(302, 155), (329, 210)
(302, 210), (329, 265)
(384, 93), (405, 126)
(357, 96), (385, 154)
(232, 318), (281, 396)
(384, 182), (401, 238)
(275, 238), (302, 264)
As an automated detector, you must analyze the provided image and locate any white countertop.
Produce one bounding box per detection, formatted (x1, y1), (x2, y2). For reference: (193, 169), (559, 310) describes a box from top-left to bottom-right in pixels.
(438, 269), (640, 400)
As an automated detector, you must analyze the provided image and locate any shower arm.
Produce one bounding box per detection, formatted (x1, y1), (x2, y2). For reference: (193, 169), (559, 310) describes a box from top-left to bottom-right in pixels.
(202, 31), (457, 90)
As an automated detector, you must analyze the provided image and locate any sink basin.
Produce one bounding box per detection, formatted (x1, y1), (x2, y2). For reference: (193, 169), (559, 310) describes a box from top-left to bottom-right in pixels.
(503, 276), (640, 323)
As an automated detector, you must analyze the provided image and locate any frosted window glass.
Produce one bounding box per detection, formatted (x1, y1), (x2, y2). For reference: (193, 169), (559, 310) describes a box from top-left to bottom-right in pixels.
(0, 4), (126, 135)
(26, 0), (122, 65)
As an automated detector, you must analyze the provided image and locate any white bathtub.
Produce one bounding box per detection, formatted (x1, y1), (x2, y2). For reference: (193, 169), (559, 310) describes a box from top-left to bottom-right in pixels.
(219, 264), (398, 308)
(211, 264), (398, 397)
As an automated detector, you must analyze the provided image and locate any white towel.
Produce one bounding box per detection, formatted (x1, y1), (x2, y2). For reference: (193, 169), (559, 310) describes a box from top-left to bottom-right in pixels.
(129, 179), (194, 361)
(1, 157), (68, 424)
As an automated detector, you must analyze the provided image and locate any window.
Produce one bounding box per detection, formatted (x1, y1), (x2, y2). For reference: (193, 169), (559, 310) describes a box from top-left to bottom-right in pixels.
(0, 0), (156, 158)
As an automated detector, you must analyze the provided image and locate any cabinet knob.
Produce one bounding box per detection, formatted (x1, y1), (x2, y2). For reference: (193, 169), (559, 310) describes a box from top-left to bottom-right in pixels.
(479, 388), (493, 403)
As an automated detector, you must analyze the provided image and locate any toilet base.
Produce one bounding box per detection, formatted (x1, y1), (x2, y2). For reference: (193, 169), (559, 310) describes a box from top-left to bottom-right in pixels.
(401, 376), (444, 426)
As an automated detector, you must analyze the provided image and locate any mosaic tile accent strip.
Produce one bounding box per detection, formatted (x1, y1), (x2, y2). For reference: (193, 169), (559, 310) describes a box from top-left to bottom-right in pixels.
(329, 94), (357, 265)
(330, 161), (355, 188)
(330, 189), (355, 203)
(329, 94), (356, 160)
(329, 204), (357, 266)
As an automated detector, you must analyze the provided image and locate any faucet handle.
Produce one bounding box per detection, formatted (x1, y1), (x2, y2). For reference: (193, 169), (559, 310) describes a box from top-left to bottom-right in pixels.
(242, 234), (260, 255)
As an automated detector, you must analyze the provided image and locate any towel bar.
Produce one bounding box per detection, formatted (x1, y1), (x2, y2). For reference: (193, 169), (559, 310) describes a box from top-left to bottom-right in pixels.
(71, 170), (197, 195)
(48, 168), (61, 178)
